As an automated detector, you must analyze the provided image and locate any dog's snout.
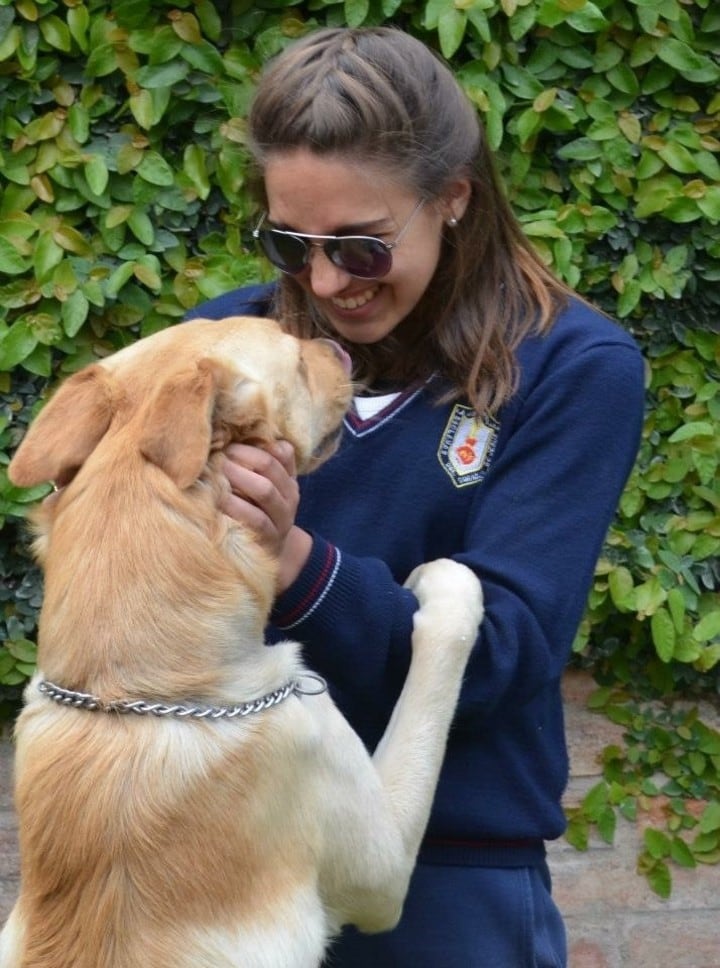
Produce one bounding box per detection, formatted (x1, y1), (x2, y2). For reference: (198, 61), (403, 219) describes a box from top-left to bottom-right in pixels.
(317, 338), (353, 376)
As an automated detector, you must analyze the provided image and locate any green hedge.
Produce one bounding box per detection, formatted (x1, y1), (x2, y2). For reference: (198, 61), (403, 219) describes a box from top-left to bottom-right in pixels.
(1, 1), (718, 702)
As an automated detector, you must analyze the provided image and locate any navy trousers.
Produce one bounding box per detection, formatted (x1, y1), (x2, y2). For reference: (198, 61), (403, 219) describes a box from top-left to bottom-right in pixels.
(324, 861), (567, 967)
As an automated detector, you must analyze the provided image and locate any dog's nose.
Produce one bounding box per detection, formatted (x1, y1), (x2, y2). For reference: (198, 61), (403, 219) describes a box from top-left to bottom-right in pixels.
(317, 339), (353, 376)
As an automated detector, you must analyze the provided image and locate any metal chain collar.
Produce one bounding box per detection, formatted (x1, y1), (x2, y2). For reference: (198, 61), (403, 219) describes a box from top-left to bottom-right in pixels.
(37, 674), (327, 721)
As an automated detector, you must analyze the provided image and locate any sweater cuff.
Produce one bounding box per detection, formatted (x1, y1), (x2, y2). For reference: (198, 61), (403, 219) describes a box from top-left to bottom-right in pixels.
(271, 533), (341, 630)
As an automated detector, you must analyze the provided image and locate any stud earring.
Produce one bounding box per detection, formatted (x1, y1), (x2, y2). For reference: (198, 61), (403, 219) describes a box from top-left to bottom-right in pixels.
(447, 216), (458, 227)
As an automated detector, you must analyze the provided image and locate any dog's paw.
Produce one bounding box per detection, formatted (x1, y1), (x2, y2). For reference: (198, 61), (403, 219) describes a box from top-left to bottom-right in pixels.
(405, 559), (484, 645)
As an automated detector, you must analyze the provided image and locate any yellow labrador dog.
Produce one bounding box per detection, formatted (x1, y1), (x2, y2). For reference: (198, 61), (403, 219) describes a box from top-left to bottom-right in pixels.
(0, 317), (483, 968)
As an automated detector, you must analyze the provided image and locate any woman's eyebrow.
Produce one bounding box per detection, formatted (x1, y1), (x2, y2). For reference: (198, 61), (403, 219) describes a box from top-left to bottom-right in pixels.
(267, 216), (392, 235)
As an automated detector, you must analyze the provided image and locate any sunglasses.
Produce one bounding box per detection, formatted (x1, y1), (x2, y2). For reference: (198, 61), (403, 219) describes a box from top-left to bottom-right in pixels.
(252, 200), (425, 280)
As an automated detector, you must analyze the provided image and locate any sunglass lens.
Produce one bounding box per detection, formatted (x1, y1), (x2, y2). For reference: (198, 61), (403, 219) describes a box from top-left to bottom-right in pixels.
(257, 230), (308, 274)
(328, 238), (392, 279)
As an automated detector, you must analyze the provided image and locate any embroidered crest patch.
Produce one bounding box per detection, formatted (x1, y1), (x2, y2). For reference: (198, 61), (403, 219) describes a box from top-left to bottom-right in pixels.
(437, 405), (499, 488)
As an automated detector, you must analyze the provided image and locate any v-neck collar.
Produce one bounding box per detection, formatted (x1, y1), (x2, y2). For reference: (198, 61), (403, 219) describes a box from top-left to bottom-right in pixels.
(345, 376), (435, 438)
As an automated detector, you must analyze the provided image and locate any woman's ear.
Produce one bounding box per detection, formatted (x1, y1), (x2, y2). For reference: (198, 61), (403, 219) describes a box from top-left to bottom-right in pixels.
(441, 177), (472, 224)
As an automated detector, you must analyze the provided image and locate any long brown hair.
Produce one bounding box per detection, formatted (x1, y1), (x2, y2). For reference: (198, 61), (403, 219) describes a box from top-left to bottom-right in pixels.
(248, 27), (572, 414)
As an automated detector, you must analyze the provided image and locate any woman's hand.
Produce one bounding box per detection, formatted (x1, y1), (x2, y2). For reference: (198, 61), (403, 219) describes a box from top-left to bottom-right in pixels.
(220, 441), (312, 592)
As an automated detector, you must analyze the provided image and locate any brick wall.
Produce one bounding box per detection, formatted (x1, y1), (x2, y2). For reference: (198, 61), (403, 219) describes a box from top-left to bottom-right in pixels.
(550, 671), (720, 968)
(1, 671), (718, 965)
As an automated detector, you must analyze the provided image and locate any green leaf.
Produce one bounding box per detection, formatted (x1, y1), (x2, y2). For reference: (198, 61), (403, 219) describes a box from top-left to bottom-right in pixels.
(0, 237), (28, 275)
(608, 566), (634, 610)
(38, 14), (72, 52)
(693, 611), (720, 644)
(127, 209), (155, 246)
(129, 89), (155, 130)
(133, 262), (162, 291)
(170, 11), (203, 45)
(105, 262), (136, 297)
(67, 5), (89, 51)
(61, 289), (89, 337)
(0, 319), (38, 369)
(645, 858), (672, 898)
(587, 686), (614, 710)
(607, 63), (640, 96)
(697, 186), (720, 221)
(597, 806), (617, 844)
(181, 40), (225, 76)
(617, 278), (642, 318)
(699, 801), (720, 834)
(344, 0), (370, 28)
(134, 61), (190, 89)
(658, 142), (699, 174)
(53, 224), (93, 257)
(67, 102), (90, 143)
(634, 174), (683, 217)
(515, 107), (543, 145)
(567, 2), (609, 33)
(195, 0), (222, 40)
(106, 205), (133, 230)
(84, 155), (109, 197)
(0, 24), (21, 62)
(657, 38), (720, 82)
(137, 151), (175, 187)
(183, 144), (210, 200)
(564, 814), (589, 851)
(651, 608), (676, 662)
(85, 43), (118, 78)
(33, 232), (64, 280)
(668, 421), (714, 442)
(583, 781), (609, 818)
(6, 638), (37, 663)
(522, 219), (566, 239)
(438, 8), (467, 59)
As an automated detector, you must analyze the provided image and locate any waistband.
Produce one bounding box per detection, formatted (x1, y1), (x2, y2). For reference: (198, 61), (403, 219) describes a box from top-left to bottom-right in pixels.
(418, 837), (546, 868)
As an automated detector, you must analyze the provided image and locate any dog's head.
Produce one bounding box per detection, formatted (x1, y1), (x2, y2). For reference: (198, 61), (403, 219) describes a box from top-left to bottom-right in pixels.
(9, 316), (353, 492)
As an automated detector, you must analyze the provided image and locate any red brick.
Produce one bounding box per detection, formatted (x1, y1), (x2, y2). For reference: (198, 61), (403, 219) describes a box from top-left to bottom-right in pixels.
(625, 911), (720, 968)
(568, 939), (611, 968)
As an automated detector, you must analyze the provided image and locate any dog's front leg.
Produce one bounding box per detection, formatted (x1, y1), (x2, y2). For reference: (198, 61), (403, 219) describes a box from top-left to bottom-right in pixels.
(0, 904), (24, 968)
(317, 559), (482, 937)
(371, 559), (482, 854)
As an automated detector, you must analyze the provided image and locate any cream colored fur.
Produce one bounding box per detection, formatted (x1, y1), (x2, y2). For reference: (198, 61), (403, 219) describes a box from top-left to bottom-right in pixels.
(0, 316), (483, 968)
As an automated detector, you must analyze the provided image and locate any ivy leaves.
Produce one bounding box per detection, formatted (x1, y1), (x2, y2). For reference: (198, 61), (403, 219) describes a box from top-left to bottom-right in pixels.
(566, 694), (720, 897)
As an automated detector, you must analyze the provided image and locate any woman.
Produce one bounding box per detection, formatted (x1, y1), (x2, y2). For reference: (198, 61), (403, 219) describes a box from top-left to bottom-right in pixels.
(189, 26), (645, 966)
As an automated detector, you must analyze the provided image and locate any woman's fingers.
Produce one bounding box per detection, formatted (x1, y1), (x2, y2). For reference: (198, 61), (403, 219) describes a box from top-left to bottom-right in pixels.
(220, 442), (300, 556)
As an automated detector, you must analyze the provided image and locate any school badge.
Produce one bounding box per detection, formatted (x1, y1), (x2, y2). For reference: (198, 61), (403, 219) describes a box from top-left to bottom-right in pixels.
(437, 405), (499, 488)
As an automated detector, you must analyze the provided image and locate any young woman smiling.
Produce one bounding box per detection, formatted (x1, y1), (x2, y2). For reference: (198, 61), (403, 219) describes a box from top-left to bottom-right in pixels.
(188, 26), (645, 967)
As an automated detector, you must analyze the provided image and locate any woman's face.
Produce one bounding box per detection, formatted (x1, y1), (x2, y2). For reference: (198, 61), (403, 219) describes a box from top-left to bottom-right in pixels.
(262, 149), (465, 346)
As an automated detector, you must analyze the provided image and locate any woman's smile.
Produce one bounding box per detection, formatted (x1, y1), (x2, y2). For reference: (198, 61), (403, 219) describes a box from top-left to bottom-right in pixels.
(330, 285), (380, 312)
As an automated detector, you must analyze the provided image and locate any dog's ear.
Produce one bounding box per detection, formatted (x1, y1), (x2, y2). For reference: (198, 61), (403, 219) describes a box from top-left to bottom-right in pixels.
(138, 358), (220, 490)
(8, 365), (113, 488)
(139, 359), (278, 490)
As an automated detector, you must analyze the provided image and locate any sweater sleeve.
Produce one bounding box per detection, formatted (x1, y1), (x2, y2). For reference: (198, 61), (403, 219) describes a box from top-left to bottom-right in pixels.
(273, 337), (645, 741)
(456, 340), (645, 715)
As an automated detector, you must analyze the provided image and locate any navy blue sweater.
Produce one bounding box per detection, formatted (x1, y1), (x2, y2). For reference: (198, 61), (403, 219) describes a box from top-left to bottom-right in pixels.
(189, 284), (645, 866)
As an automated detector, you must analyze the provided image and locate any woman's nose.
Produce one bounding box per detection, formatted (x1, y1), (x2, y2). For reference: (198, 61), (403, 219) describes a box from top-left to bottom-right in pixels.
(305, 244), (351, 297)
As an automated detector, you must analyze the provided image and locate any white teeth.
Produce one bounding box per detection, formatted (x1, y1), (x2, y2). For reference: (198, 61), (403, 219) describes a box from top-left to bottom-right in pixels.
(332, 287), (377, 310)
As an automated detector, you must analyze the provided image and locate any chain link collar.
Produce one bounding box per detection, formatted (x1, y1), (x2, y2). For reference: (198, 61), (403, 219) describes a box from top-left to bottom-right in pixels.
(37, 674), (327, 721)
